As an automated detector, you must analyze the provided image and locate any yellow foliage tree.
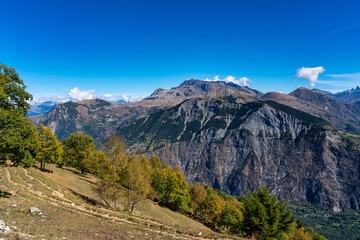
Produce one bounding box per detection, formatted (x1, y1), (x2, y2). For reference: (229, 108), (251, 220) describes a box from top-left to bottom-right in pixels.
(37, 124), (63, 170)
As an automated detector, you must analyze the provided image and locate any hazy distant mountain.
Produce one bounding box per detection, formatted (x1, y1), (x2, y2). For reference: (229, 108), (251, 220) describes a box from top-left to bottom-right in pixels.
(120, 88), (360, 211)
(28, 101), (59, 116)
(29, 97), (136, 116)
(314, 86), (360, 104)
(312, 88), (333, 95)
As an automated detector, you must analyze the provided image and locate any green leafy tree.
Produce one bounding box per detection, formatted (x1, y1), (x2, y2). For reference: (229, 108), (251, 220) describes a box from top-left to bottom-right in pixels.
(0, 64), (32, 114)
(83, 149), (110, 177)
(0, 64), (38, 167)
(62, 133), (96, 174)
(151, 166), (190, 211)
(219, 202), (243, 234)
(241, 186), (294, 240)
(37, 124), (63, 170)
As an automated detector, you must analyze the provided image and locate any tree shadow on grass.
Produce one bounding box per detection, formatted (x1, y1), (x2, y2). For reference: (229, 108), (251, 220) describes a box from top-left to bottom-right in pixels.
(33, 164), (53, 173)
(0, 190), (12, 198)
(67, 188), (101, 206)
(62, 167), (91, 179)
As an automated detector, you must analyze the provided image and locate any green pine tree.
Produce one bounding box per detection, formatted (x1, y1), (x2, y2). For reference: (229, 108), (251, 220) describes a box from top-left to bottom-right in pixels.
(241, 186), (294, 240)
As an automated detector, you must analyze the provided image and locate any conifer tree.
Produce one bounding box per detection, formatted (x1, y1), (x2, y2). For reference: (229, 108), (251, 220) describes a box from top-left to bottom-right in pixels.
(241, 186), (294, 240)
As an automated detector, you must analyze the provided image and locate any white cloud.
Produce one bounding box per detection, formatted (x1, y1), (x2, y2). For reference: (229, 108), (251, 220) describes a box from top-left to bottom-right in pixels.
(296, 67), (325, 87)
(67, 87), (95, 101)
(205, 75), (251, 86)
(30, 86), (144, 107)
(325, 72), (360, 80)
(97, 93), (115, 98)
(30, 95), (67, 106)
(117, 94), (144, 102)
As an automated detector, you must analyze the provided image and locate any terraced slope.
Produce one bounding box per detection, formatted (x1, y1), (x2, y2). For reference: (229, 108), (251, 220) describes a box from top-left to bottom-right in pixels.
(0, 164), (240, 240)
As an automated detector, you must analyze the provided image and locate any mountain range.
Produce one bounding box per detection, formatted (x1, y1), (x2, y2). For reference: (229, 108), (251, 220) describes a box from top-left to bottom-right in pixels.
(314, 86), (360, 105)
(30, 80), (360, 211)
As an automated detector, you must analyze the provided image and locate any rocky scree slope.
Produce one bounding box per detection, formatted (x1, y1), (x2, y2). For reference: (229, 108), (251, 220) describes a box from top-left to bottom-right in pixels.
(120, 90), (360, 212)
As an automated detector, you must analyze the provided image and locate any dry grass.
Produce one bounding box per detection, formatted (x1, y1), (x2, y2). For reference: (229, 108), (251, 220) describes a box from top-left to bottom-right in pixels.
(0, 164), (243, 240)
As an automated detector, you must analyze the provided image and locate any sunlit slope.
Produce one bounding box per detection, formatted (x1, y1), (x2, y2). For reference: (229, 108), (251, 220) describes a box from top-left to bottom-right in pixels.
(0, 164), (242, 240)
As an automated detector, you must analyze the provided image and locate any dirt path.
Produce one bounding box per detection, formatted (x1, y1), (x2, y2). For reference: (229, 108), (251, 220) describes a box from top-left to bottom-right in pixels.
(22, 168), (68, 201)
(4, 167), (14, 184)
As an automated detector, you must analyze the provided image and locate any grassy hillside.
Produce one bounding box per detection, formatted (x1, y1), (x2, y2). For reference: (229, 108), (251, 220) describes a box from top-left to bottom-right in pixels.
(0, 164), (241, 240)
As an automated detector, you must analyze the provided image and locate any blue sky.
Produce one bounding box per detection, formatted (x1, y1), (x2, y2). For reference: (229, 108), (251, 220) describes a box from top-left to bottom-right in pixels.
(1, 0), (360, 102)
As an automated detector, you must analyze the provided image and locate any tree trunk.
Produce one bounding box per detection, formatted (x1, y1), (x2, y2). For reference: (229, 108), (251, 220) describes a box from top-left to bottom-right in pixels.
(114, 192), (118, 210)
(101, 197), (111, 208)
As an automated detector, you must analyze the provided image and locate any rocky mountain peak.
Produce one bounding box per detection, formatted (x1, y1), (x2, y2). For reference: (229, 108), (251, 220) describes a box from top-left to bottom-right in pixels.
(290, 87), (332, 102)
(76, 98), (112, 108)
(149, 88), (167, 96)
(261, 92), (297, 101)
(352, 85), (360, 91)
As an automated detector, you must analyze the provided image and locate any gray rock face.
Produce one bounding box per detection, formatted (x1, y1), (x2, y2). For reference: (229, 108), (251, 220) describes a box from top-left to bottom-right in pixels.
(121, 95), (360, 211)
(0, 220), (11, 234)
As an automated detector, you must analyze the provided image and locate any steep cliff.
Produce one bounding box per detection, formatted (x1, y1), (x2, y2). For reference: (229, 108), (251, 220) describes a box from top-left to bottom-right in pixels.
(120, 91), (360, 212)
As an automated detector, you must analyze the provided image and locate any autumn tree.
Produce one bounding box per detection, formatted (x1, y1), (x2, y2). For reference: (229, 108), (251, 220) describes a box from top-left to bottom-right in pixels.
(121, 155), (152, 212)
(93, 136), (153, 212)
(241, 186), (294, 240)
(101, 134), (128, 185)
(95, 135), (128, 209)
(198, 188), (226, 228)
(0, 63), (38, 167)
(37, 124), (63, 170)
(62, 133), (96, 174)
(189, 183), (207, 216)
